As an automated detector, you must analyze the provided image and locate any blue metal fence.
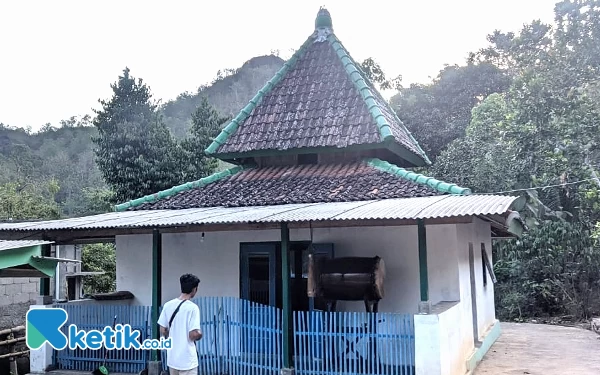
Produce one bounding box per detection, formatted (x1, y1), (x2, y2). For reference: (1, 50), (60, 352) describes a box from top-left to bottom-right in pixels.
(293, 311), (415, 375)
(160, 296), (283, 375)
(52, 303), (152, 373)
(50, 299), (414, 375)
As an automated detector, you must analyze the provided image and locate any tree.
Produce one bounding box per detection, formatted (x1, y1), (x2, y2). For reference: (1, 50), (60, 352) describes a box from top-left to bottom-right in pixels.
(431, 93), (524, 195)
(391, 62), (511, 161)
(179, 96), (229, 181)
(0, 180), (61, 221)
(360, 57), (402, 91)
(91, 67), (182, 203)
(81, 243), (116, 295)
(449, 0), (600, 320)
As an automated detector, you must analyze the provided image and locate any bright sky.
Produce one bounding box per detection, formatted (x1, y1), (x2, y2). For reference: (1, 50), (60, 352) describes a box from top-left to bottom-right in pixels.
(0, 0), (557, 131)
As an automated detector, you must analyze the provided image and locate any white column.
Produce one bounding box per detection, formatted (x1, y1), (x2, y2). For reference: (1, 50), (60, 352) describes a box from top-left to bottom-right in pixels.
(27, 305), (53, 373)
(414, 313), (442, 375)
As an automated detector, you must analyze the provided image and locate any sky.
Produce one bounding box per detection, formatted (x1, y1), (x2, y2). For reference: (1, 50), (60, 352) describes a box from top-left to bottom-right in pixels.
(0, 0), (558, 131)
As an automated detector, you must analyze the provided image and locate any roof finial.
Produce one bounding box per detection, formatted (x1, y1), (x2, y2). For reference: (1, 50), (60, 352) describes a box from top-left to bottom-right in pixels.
(313, 7), (333, 42)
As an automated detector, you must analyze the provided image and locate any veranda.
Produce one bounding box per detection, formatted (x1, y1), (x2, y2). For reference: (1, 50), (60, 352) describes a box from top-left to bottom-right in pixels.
(49, 297), (415, 375)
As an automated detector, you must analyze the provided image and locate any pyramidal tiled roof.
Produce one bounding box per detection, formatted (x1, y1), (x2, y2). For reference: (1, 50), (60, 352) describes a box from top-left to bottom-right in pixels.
(204, 8), (430, 167)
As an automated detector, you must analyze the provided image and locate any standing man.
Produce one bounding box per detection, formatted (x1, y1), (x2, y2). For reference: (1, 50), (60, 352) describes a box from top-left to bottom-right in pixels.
(158, 273), (203, 375)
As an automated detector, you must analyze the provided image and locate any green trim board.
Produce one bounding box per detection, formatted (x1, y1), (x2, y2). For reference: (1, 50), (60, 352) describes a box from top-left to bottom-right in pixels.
(418, 219), (429, 302)
(151, 229), (162, 361)
(466, 320), (502, 373)
(280, 223), (292, 368)
(114, 164), (248, 211)
(365, 158), (472, 195)
(0, 244), (78, 278)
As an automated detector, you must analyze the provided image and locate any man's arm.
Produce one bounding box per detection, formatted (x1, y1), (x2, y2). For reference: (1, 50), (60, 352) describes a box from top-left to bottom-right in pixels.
(188, 306), (202, 341)
(159, 325), (169, 338)
(157, 308), (169, 338)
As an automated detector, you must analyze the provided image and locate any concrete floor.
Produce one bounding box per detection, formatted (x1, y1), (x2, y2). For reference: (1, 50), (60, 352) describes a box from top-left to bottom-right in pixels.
(474, 322), (600, 374)
(28, 323), (600, 375)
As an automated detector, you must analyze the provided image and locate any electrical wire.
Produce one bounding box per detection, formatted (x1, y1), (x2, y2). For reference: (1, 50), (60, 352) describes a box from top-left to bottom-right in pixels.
(479, 177), (600, 195)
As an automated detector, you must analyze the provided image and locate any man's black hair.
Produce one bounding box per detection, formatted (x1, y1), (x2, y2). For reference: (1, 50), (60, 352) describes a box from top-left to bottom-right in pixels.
(180, 273), (200, 294)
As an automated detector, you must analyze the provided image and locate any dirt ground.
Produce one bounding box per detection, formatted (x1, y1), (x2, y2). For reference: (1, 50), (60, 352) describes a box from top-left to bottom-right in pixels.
(474, 322), (600, 374)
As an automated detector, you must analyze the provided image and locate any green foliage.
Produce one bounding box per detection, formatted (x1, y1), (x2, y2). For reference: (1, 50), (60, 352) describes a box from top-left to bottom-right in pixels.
(360, 57), (402, 91)
(449, 0), (600, 320)
(179, 96), (229, 181)
(81, 243), (116, 295)
(494, 220), (600, 320)
(91, 67), (183, 203)
(81, 187), (116, 215)
(391, 62), (511, 161)
(0, 181), (61, 221)
(160, 55), (284, 138)
(431, 93), (524, 194)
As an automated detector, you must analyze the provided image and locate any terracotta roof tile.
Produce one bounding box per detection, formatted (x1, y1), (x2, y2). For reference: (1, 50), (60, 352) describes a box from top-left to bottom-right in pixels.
(130, 161), (443, 210)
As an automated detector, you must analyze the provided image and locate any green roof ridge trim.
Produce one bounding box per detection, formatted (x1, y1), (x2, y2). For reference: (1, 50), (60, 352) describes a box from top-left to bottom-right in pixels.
(327, 34), (431, 166)
(204, 37), (314, 156)
(365, 158), (471, 195)
(113, 165), (248, 211)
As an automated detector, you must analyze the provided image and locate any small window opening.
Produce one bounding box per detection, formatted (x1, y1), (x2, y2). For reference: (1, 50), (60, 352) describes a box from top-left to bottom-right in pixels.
(298, 153), (318, 165)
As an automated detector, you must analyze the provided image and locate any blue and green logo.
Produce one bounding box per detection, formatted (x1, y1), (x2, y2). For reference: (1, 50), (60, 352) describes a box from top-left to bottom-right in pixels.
(26, 308), (69, 350)
(26, 308), (171, 351)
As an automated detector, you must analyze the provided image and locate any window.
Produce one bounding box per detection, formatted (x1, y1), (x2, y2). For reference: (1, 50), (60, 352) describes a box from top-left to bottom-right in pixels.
(298, 153), (318, 165)
(481, 243), (497, 287)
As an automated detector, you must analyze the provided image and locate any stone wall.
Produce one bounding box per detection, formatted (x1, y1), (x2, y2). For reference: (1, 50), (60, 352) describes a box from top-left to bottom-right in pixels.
(0, 277), (39, 308)
(0, 278), (39, 360)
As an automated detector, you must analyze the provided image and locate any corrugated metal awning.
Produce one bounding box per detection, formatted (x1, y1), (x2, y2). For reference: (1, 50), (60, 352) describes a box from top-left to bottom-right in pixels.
(0, 240), (54, 251)
(0, 194), (521, 232)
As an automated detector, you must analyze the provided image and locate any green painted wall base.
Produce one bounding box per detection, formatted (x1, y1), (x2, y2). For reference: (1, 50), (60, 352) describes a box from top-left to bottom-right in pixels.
(466, 319), (502, 373)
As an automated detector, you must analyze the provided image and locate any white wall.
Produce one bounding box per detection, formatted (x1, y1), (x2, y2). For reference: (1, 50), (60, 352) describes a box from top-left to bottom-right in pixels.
(425, 224), (460, 305)
(414, 302), (468, 375)
(456, 218), (495, 341)
(116, 234), (153, 305)
(161, 230), (283, 303)
(415, 218), (496, 375)
(115, 224), (469, 314)
(313, 226), (420, 313)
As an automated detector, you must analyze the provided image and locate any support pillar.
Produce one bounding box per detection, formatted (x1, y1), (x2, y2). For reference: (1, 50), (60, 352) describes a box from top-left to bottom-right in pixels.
(38, 244), (51, 304)
(28, 305), (52, 373)
(151, 229), (162, 363)
(280, 222), (293, 372)
(417, 219), (431, 314)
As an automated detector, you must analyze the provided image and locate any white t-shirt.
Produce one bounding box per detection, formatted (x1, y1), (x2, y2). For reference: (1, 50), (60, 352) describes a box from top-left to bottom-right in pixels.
(157, 298), (201, 370)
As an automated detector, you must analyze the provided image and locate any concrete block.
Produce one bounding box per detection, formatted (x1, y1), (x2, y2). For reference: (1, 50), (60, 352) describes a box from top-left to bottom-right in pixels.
(22, 283), (37, 294)
(147, 361), (162, 375)
(0, 294), (14, 306)
(14, 278), (29, 284)
(0, 285), (5, 295)
(0, 278), (13, 285)
(34, 296), (53, 305)
(14, 292), (30, 304)
(30, 292), (40, 302)
(29, 278), (39, 283)
(5, 283), (22, 295)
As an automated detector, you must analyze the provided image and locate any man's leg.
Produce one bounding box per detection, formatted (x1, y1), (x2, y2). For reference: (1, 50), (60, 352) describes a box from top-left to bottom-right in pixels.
(168, 368), (179, 375)
(180, 367), (197, 375)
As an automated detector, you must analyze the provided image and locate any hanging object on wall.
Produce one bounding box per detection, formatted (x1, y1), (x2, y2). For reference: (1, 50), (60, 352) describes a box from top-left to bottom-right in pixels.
(307, 255), (385, 307)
